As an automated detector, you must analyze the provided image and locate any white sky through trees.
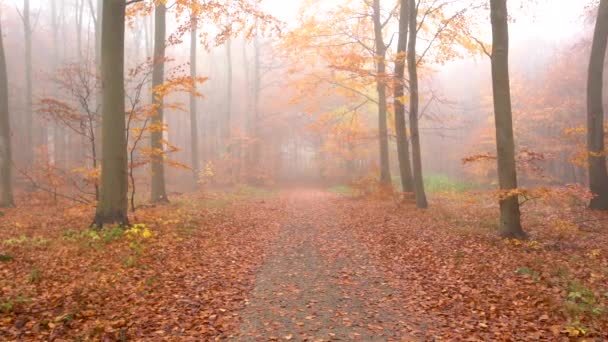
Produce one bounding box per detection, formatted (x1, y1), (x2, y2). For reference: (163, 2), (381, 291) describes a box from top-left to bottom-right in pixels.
(5, 0), (588, 43)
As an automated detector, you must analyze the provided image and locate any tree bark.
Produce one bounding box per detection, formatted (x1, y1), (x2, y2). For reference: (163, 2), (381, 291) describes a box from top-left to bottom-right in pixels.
(252, 34), (261, 166)
(150, 3), (168, 203)
(224, 37), (233, 153)
(407, 0), (428, 208)
(190, 15), (200, 185)
(394, 0), (414, 194)
(94, 0), (129, 227)
(0, 18), (14, 208)
(587, 0), (608, 210)
(490, 0), (526, 238)
(372, 0), (391, 186)
(23, 0), (34, 168)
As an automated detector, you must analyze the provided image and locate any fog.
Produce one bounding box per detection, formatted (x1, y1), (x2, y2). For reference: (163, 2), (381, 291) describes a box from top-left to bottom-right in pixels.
(0, 0), (601, 201)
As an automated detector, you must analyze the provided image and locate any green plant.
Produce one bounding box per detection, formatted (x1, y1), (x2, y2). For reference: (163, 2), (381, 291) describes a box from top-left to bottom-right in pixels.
(1, 296), (32, 313)
(29, 267), (42, 284)
(102, 226), (124, 244)
(423, 174), (480, 194)
(3, 235), (28, 246)
(0, 300), (13, 313)
(0, 254), (13, 262)
(122, 255), (138, 268)
(562, 280), (605, 329)
(516, 266), (540, 281)
(328, 185), (355, 196)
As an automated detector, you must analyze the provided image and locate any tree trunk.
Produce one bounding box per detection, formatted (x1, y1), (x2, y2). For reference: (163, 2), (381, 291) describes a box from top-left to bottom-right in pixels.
(94, 0), (129, 227)
(224, 37), (233, 154)
(89, 0), (103, 163)
(150, 3), (168, 203)
(587, 0), (608, 210)
(394, 0), (414, 194)
(76, 0), (84, 61)
(190, 15), (200, 185)
(0, 18), (14, 208)
(23, 0), (34, 168)
(490, 0), (526, 238)
(407, 0), (428, 208)
(252, 34), (261, 166)
(372, 0), (391, 186)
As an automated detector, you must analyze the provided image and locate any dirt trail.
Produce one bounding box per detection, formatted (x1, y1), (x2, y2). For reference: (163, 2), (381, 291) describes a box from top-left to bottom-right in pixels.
(238, 190), (418, 341)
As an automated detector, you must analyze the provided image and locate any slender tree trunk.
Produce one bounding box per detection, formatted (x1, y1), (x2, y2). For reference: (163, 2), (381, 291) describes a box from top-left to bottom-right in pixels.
(89, 0), (103, 162)
(224, 37), (233, 154)
(76, 0), (84, 61)
(190, 15), (200, 185)
(252, 34), (261, 166)
(50, 0), (66, 168)
(23, 0), (34, 168)
(243, 40), (252, 172)
(150, 3), (168, 203)
(407, 0), (427, 208)
(490, 0), (526, 238)
(94, 0), (129, 227)
(394, 0), (414, 194)
(0, 18), (13, 208)
(372, 0), (391, 186)
(144, 12), (152, 59)
(587, 0), (608, 210)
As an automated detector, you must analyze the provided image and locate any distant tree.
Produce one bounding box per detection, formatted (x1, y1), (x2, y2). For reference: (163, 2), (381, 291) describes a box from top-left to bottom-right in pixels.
(407, 0), (428, 208)
(587, 0), (608, 210)
(224, 36), (233, 155)
(190, 13), (201, 184)
(20, 0), (34, 168)
(0, 17), (14, 208)
(150, 1), (169, 203)
(394, 0), (414, 194)
(372, 0), (391, 186)
(489, 0), (526, 238)
(94, 0), (129, 227)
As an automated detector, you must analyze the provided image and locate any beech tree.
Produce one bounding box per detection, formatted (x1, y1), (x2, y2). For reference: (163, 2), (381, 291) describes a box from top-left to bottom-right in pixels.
(587, 0), (608, 210)
(21, 0), (34, 168)
(372, 0), (391, 186)
(94, 0), (129, 226)
(394, 0), (414, 194)
(150, 1), (169, 203)
(190, 13), (201, 184)
(407, 0), (428, 208)
(0, 17), (13, 208)
(489, 0), (526, 238)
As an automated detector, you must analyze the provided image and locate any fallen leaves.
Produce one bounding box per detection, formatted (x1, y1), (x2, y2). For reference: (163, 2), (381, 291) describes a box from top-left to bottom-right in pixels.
(0, 192), (284, 340)
(334, 191), (608, 339)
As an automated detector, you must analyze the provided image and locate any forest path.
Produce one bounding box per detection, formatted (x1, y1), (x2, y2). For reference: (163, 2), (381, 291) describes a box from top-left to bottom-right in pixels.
(238, 190), (418, 341)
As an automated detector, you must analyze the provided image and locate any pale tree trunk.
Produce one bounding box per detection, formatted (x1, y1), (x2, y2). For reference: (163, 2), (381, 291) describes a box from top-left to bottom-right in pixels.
(243, 40), (251, 171)
(490, 0), (526, 238)
(394, 0), (414, 194)
(94, 0), (129, 227)
(88, 0), (103, 162)
(75, 0), (84, 61)
(372, 0), (391, 186)
(150, 3), (168, 203)
(0, 18), (14, 208)
(23, 0), (34, 168)
(407, 0), (427, 208)
(252, 34), (261, 166)
(224, 37), (233, 154)
(144, 12), (152, 59)
(51, 0), (66, 168)
(587, 0), (608, 210)
(190, 15), (200, 185)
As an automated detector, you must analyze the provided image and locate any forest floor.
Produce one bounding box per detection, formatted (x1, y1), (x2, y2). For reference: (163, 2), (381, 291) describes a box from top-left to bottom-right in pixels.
(0, 188), (607, 341)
